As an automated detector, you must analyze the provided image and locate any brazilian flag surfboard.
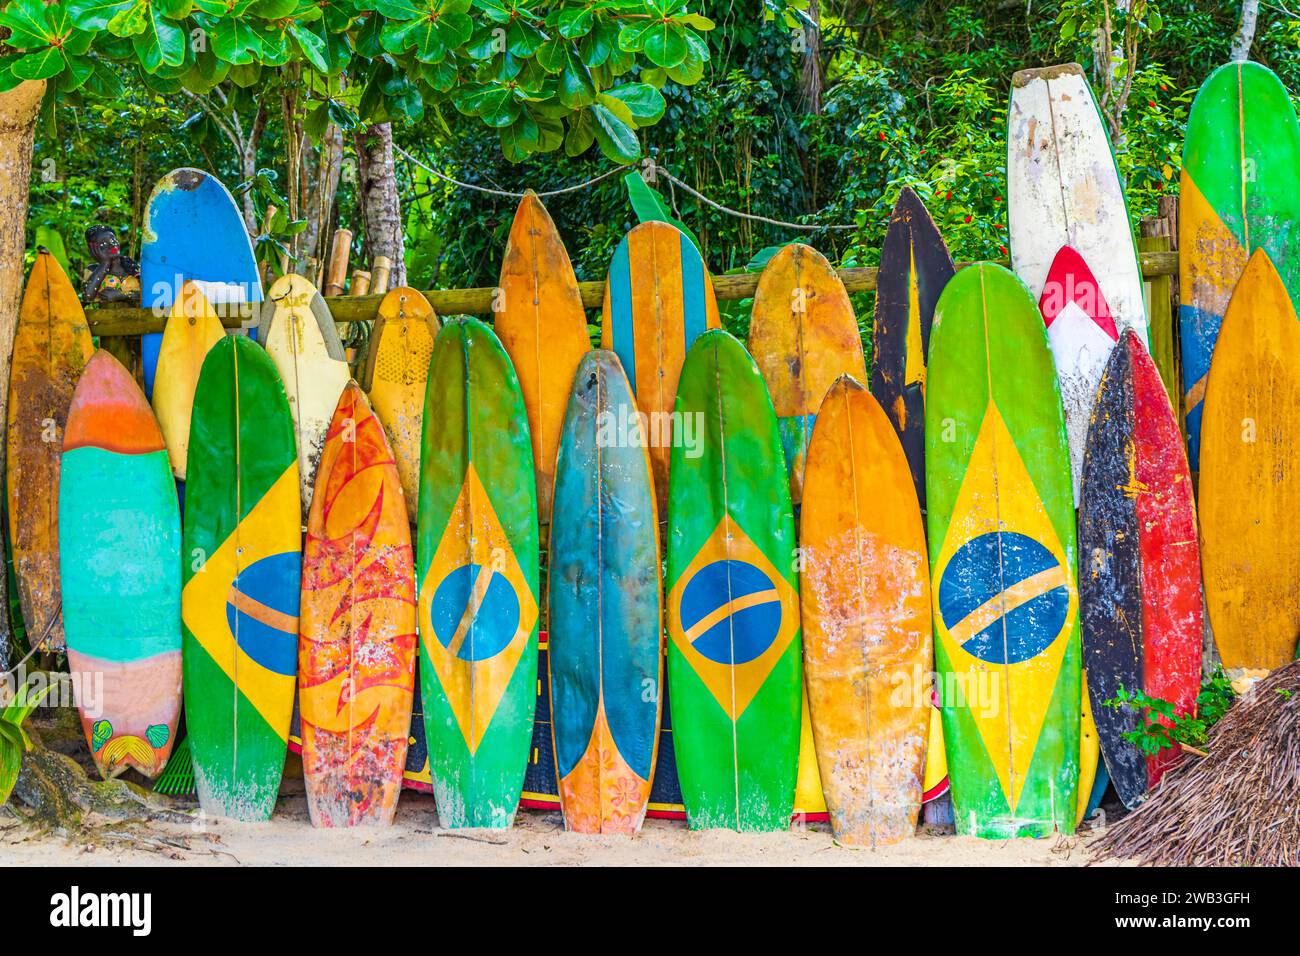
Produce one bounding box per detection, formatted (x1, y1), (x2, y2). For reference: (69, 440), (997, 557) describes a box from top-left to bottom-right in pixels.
(417, 317), (539, 829)
(666, 329), (801, 831)
(182, 335), (301, 821)
(925, 264), (1081, 839)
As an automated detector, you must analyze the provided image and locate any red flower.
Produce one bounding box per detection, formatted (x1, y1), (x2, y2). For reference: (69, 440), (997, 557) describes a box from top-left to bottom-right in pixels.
(998, 244), (1008, 255)
(878, 131), (886, 141)
(994, 195), (1002, 202)
(994, 223), (1004, 229)
(1148, 100), (1157, 108)
(964, 214), (972, 223)
(946, 191), (952, 200)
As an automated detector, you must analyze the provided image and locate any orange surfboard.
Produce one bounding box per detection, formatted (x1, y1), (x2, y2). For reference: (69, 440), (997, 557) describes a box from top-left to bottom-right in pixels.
(601, 221), (720, 509)
(748, 243), (866, 507)
(362, 287), (439, 524)
(800, 375), (931, 846)
(495, 191), (590, 524)
(1199, 249), (1300, 672)
(6, 251), (94, 653)
(299, 383), (417, 827)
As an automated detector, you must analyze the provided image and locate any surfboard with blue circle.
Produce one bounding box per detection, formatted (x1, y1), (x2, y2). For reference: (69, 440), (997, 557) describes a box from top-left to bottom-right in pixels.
(181, 335), (300, 821)
(417, 316), (539, 829)
(925, 263), (1081, 839)
(140, 169), (262, 398)
(666, 329), (801, 831)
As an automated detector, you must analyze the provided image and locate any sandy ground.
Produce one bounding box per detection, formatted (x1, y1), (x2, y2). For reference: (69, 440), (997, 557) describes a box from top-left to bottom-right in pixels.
(0, 770), (1109, 866)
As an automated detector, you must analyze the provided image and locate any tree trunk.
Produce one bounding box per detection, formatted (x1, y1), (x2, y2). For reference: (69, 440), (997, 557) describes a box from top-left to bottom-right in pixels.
(301, 123), (344, 272)
(1230, 0), (1260, 62)
(0, 80), (47, 671)
(240, 103), (269, 235)
(355, 123), (407, 288)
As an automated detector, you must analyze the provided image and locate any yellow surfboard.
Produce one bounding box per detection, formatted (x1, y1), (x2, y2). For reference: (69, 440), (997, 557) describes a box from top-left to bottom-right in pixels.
(362, 287), (440, 525)
(800, 376), (931, 846)
(495, 191), (590, 524)
(1199, 249), (1300, 673)
(152, 282), (226, 479)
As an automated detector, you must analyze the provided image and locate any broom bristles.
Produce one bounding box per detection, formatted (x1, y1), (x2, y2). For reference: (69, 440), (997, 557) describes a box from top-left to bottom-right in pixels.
(1091, 659), (1300, 867)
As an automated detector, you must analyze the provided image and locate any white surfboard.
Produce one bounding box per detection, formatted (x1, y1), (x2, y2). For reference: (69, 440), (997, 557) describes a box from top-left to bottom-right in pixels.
(1008, 63), (1148, 345)
(262, 274), (350, 517)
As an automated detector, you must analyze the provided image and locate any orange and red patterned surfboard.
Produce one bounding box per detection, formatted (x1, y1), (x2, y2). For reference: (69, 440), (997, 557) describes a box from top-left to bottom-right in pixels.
(299, 383), (417, 827)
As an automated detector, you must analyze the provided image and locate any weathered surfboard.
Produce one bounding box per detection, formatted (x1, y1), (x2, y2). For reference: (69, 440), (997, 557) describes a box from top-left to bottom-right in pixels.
(1039, 245), (1120, 503)
(6, 251), (94, 654)
(1080, 330), (1203, 808)
(926, 263), (1081, 839)
(60, 351), (181, 779)
(548, 351), (662, 834)
(262, 274), (350, 518)
(1199, 250), (1300, 673)
(871, 186), (956, 512)
(496, 191), (590, 524)
(1180, 60), (1300, 470)
(601, 220), (720, 509)
(1077, 672), (1100, 825)
(748, 243), (866, 506)
(152, 282), (226, 480)
(299, 383), (417, 827)
(182, 336), (300, 821)
(140, 168), (262, 397)
(800, 375), (930, 847)
(666, 329), (801, 831)
(257, 278), (345, 360)
(363, 287), (439, 524)
(1007, 64), (1146, 347)
(417, 317), (539, 829)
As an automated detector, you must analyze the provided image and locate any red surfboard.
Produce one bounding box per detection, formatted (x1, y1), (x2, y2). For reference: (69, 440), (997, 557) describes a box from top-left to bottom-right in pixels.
(1078, 330), (1203, 809)
(1039, 246), (1120, 504)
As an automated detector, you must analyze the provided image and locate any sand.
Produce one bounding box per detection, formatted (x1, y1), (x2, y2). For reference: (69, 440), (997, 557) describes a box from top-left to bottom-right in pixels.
(0, 784), (1108, 866)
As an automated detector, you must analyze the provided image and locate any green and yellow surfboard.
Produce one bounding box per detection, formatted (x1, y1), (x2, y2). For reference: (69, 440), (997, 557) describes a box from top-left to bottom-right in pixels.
(182, 336), (300, 821)
(417, 317), (539, 829)
(666, 329), (801, 831)
(925, 264), (1081, 839)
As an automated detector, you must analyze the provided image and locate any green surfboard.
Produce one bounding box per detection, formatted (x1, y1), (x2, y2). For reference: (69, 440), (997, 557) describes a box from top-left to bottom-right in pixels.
(1180, 60), (1300, 471)
(417, 316), (539, 829)
(666, 329), (801, 831)
(182, 335), (301, 821)
(925, 263), (1081, 839)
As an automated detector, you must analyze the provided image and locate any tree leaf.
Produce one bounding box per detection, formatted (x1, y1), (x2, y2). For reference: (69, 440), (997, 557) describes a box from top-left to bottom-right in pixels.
(590, 98), (639, 163)
(602, 81), (664, 125)
(65, 0), (134, 32)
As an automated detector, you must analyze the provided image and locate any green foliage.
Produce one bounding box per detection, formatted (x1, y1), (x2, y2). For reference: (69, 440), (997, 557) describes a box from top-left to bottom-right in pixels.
(0, 678), (52, 807)
(1106, 668), (1237, 756)
(0, 0), (714, 164)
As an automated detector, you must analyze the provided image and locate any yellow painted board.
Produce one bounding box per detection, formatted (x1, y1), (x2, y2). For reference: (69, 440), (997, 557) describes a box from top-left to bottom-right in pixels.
(152, 282), (226, 479)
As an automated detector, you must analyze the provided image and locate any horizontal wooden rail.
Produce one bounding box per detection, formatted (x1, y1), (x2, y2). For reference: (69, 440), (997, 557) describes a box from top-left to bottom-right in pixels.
(84, 250), (1181, 337)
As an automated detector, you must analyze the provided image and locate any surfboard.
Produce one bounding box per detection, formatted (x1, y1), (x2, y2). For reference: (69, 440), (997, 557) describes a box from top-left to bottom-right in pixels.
(1007, 64), (1147, 347)
(496, 191), (590, 525)
(800, 375), (930, 846)
(1180, 60), (1300, 471)
(60, 351), (181, 779)
(1080, 330), (1202, 809)
(666, 329), (801, 831)
(1199, 250), (1300, 673)
(140, 168), (262, 397)
(1039, 245), (1120, 503)
(871, 186), (956, 512)
(363, 287), (439, 525)
(1077, 672), (1100, 825)
(262, 274), (350, 518)
(182, 335), (300, 821)
(152, 282), (226, 480)
(257, 279), (345, 360)
(601, 220), (720, 510)
(6, 251), (94, 654)
(299, 383), (417, 827)
(417, 317), (539, 829)
(548, 351), (662, 834)
(926, 263), (1081, 839)
(748, 242), (866, 505)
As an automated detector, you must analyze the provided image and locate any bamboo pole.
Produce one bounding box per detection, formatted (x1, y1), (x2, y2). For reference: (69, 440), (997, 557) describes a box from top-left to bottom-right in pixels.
(371, 255), (393, 296)
(350, 270), (371, 296)
(83, 250), (1182, 336)
(324, 228), (352, 297)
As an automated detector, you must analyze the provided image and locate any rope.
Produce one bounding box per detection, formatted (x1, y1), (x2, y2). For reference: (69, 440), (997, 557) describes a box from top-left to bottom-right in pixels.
(394, 145), (624, 198)
(650, 162), (858, 232)
(395, 147), (860, 232)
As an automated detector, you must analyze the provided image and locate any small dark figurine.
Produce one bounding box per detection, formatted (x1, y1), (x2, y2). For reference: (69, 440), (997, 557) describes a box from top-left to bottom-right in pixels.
(83, 224), (141, 304)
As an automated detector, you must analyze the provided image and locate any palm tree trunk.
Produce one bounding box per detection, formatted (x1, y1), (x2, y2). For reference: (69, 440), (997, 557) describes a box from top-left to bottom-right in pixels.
(355, 123), (407, 288)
